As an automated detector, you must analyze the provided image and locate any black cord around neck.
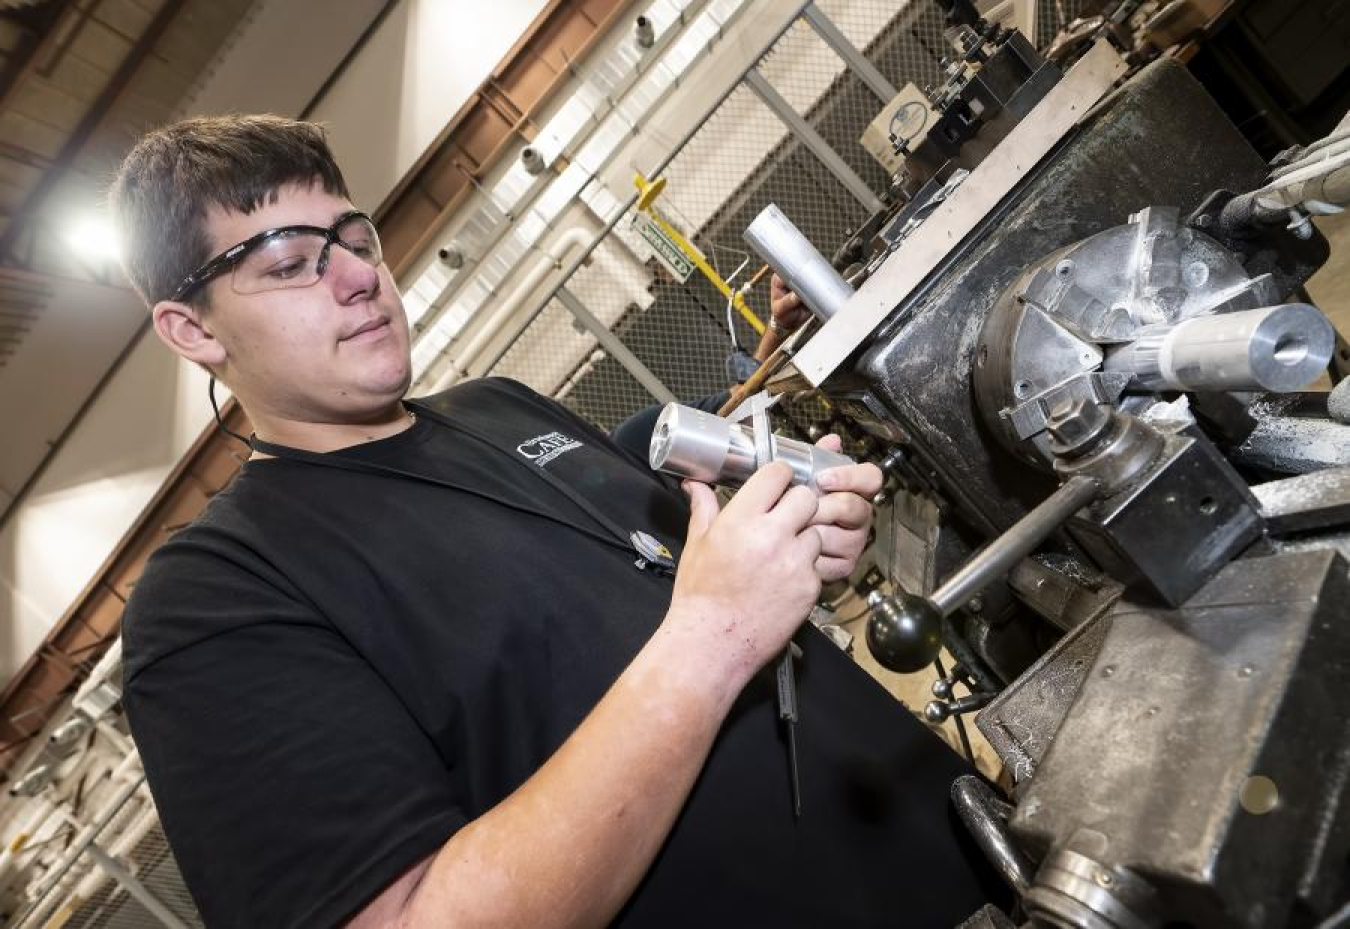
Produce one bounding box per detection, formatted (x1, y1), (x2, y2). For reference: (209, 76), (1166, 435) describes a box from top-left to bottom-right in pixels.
(208, 376), (253, 448)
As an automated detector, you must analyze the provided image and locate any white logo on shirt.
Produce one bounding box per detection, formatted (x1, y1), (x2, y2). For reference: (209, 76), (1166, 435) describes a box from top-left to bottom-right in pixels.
(516, 431), (583, 466)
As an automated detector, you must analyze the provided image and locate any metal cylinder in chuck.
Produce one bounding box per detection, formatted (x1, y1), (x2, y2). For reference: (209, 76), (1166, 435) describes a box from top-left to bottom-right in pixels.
(1103, 303), (1334, 392)
(743, 203), (854, 321)
(649, 402), (853, 492)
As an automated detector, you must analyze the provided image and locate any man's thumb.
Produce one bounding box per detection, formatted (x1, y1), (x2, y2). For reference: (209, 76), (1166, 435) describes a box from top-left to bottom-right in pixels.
(682, 480), (719, 540)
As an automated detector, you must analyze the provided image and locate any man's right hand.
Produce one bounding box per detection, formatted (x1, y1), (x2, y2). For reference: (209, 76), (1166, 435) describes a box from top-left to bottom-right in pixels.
(664, 461), (823, 690)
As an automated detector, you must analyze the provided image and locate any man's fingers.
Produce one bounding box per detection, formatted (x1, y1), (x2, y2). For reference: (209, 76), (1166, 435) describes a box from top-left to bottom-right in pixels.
(812, 491), (872, 532)
(814, 524), (867, 563)
(814, 433), (843, 453)
(769, 484), (819, 533)
(682, 480), (720, 541)
(814, 553), (855, 584)
(795, 525), (824, 566)
(815, 462), (883, 497)
(726, 461), (795, 515)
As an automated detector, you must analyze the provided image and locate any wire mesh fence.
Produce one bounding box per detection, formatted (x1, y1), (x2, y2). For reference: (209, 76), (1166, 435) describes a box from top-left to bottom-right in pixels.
(485, 0), (1085, 437)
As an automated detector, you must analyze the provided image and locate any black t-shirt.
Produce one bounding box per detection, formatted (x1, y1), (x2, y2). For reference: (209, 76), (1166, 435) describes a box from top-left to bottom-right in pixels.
(122, 378), (1000, 928)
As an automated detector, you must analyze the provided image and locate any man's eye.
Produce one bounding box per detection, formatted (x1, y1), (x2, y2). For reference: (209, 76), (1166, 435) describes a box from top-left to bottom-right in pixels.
(347, 241), (376, 259)
(266, 258), (309, 279)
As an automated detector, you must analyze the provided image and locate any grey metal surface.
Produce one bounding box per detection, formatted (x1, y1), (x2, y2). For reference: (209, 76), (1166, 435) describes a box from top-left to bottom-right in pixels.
(1236, 394), (1350, 474)
(1011, 548), (1350, 927)
(1331, 376), (1350, 424)
(1025, 847), (1160, 929)
(743, 69), (885, 214)
(1253, 467), (1350, 534)
(743, 203), (854, 321)
(976, 207), (1279, 465)
(1006, 553), (1122, 633)
(976, 608), (1114, 786)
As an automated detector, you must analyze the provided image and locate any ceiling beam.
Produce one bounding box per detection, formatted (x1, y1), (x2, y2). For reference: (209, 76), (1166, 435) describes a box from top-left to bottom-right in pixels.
(0, 0), (79, 105)
(0, 0), (191, 263)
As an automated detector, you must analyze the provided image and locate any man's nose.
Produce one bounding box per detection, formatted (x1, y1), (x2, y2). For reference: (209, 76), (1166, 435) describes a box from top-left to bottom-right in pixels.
(327, 243), (380, 303)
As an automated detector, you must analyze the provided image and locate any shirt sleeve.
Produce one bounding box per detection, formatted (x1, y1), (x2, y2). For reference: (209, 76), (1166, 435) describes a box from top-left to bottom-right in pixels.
(123, 545), (465, 929)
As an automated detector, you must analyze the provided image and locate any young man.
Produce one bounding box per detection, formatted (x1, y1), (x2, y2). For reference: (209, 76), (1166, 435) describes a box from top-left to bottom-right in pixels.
(112, 115), (1000, 928)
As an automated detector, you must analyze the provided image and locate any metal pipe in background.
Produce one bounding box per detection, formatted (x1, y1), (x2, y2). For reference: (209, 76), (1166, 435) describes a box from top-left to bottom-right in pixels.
(1103, 303), (1335, 393)
(743, 203), (855, 321)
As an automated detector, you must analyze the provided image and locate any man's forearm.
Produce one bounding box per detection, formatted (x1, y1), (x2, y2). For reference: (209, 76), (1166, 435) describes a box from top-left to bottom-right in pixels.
(397, 616), (748, 928)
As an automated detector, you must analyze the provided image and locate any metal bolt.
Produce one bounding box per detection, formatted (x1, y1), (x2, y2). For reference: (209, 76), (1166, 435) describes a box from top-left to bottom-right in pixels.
(1045, 398), (1112, 457)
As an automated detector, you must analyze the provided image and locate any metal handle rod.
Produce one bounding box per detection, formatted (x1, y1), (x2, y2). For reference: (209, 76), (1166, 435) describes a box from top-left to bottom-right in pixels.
(951, 775), (1035, 895)
(931, 476), (1098, 616)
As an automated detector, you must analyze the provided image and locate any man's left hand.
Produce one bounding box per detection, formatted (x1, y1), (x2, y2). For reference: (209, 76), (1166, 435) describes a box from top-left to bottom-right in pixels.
(810, 434), (882, 582)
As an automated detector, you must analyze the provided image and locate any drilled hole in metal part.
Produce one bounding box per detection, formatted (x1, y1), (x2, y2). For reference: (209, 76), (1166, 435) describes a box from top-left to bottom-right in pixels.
(1014, 380), (1031, 399)
(1239, 775), (1279, 815)
(1198, 496), (1217, 515)
(1273, 335), (1308, 366)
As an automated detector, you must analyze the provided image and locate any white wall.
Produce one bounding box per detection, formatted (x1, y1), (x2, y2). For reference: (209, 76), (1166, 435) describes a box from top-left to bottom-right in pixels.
(312, 0), (551, 210)
(0, 0), (548, 685)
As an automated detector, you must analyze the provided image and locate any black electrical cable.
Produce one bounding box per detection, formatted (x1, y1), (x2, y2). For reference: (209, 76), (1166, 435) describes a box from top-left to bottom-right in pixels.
(209, 376), (252, 449)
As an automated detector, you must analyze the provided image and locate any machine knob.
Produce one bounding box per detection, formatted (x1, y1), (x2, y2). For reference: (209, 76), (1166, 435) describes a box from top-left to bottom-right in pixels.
(865, 590), (942, 674)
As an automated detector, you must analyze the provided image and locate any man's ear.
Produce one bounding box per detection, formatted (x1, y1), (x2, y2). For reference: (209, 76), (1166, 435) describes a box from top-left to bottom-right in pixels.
(151, 300), (227, 368)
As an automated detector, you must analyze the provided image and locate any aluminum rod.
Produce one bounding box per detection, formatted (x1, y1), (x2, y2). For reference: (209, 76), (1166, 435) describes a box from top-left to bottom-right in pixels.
(931, 476), (1098, 616)
(744, 69), (886, 214)
(744, 203), (854, 320)
(801, 3), (898, 103)
(556, 287), (677, 405)
(86, 843), (192, 929)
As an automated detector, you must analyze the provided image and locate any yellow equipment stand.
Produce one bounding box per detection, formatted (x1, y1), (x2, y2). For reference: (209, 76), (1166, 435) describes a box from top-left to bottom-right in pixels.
(634, 173), (765, 335)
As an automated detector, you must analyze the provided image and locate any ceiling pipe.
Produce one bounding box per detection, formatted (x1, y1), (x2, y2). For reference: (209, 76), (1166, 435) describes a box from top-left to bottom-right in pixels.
(422, 226), (591, 393)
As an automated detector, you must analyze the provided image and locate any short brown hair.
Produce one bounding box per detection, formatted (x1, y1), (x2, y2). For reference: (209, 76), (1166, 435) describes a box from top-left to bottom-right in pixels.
(109, 114), (351, 307)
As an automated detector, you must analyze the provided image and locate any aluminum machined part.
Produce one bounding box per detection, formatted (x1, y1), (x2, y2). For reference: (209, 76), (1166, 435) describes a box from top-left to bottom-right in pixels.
(975, 207), (1281, 466)
(1102, 303), (1335, 393)
(743, 204), (854, 321)
(648, 403), (853, 492)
